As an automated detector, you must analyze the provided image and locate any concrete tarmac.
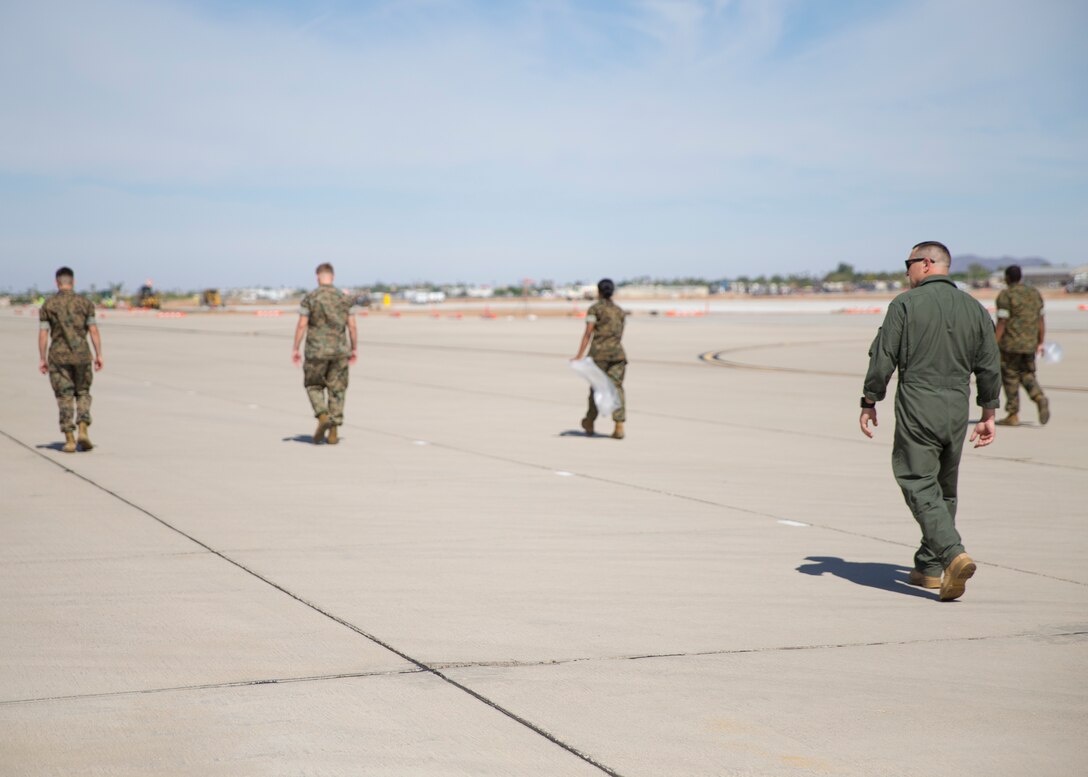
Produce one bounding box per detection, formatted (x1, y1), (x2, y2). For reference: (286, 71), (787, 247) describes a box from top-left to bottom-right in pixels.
(1, 303), (1086, 776)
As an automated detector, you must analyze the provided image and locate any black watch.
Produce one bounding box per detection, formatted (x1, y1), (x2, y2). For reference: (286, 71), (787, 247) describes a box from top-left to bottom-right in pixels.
(860, 397), (876, 409)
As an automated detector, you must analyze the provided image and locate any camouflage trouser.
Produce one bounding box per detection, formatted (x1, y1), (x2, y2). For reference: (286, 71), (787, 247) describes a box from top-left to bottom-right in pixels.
(304, 356), (349, 426)
(1000, 350), (1044, 415)
(49, 361), (93, 432)
(586, 359), (626, 423)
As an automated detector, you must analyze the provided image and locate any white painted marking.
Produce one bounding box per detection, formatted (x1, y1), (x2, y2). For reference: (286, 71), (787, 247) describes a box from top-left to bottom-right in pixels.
(555, 471), (575, 477)
(413, 440), (429, 446)
(777, 519), (809, 527)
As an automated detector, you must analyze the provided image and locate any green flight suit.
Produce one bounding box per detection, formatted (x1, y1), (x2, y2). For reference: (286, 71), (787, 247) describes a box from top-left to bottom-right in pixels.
(863, 277), (1001, 576)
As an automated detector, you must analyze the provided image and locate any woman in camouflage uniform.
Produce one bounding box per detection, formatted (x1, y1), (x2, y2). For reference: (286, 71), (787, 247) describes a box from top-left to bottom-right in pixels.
(573, 278), (628, 439)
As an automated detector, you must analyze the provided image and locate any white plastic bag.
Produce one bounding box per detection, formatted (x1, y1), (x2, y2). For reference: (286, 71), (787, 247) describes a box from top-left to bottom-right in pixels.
(1041, 342), (1063, 364)
(569, 358), (620, 417)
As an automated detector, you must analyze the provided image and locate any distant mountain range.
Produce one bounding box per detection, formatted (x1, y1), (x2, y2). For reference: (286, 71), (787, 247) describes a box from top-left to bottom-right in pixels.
(953, 255), (1051, 271)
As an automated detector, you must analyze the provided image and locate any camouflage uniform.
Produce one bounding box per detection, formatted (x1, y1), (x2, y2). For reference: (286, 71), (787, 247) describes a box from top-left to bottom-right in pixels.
(585, 299), (628, 423)
(39, 290), (97, 432)
(863, 277), (1001, 577)
(995, 283), (1046, 415)
(299, 285), (354, 425)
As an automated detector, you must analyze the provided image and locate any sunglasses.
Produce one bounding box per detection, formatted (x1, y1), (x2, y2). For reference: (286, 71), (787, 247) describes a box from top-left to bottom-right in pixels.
(904, 258), (928, 271)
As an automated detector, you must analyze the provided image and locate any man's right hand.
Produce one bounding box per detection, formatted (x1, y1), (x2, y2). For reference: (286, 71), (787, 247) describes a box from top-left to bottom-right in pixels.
(39, 360), (48, 375)
(970, 408), (996, 448)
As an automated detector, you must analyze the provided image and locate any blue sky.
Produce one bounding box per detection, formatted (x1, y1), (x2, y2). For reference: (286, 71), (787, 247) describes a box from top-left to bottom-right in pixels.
(1, 0), (1085, 291)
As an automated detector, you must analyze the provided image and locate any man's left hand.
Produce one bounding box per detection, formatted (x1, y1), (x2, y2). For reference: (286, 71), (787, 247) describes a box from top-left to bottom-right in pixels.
(859, 407), (877, 438)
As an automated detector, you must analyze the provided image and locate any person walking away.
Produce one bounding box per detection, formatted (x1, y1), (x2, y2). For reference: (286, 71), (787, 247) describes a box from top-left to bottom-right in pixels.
(39, 267), (103, 453)
(292, 263), (358, 444)
(573, 278), (628, 439)
(859, 241), (1001, 602)
(994, 265), (1049, 426)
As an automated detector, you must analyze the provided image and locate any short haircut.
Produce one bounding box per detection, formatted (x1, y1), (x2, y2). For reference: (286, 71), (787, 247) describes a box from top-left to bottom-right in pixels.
(315, 262), (335, 276)
(1005, 265), (1022, 284)
(55, 266), (74, 282)
(598, 278), (615, 299)
(912, 241), (951, 267)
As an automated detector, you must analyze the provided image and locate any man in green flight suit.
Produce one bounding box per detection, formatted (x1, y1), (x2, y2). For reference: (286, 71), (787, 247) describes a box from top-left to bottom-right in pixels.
(994, 264), (1049, 426)
(859, 241), (1001, 602)
(573, 278), (628, 439)
(38, 266), (104, 453)
(292, 263), (358, 445)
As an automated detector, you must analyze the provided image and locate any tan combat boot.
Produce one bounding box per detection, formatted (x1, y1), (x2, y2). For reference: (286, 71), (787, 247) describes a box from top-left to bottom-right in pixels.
(612, 422), (625, 440)
(62, 431), (77, 453)
(314, 413), (330, 444)
(907, 569), (941, 589)
(326, 425), (339, 445)
(1036, 397), (1050, 425)
(995, 414), (1019, 426)
(77, 422), (93, 451)
(581, 418), (594, 436)
(939, 553), (977, 602)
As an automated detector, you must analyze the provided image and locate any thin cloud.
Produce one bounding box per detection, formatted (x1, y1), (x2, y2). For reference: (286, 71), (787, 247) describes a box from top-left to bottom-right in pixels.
(0, 0), (1085, 288)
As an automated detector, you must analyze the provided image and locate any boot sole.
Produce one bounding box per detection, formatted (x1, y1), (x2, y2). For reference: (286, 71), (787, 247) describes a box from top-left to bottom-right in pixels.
(939, 559), (976, 601)
(314, 420), (330, 444)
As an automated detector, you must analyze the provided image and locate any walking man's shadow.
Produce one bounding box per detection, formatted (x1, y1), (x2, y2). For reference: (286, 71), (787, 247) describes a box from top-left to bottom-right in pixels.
(282, 434), (318, 444)
(796, 556), (937, 599)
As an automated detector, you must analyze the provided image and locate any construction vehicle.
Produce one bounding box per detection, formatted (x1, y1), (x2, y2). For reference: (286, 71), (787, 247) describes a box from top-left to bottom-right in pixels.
(201, 289), (223, 307)
(134, 284), (161, 309)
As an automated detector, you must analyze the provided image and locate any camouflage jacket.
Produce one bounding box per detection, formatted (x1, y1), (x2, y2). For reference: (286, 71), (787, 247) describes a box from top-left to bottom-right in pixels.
(587, 299), (627, 363)
(300, 285), (353, 359)
(40, 290), (96, 365)
(995, 283), (1044, 354)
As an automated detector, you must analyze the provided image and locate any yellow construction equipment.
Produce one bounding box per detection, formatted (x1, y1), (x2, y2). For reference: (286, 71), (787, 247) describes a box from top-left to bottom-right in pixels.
(201, 289), (222, 307)
(134, 284), (161, 309)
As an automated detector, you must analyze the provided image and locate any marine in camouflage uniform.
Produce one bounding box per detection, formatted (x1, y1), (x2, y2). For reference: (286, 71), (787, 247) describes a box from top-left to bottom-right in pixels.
(292, 263), (358, 444)
(573, 278), (628, 439)
(38, 267), (103, 452)
(994, 265), (1048, 426)
(860, 242), (1001, 602)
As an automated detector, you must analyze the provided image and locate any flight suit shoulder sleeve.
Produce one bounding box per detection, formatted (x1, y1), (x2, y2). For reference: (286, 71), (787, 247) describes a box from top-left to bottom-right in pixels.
(972, 306), (1001, 408)
(862, 299), (905, 402)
